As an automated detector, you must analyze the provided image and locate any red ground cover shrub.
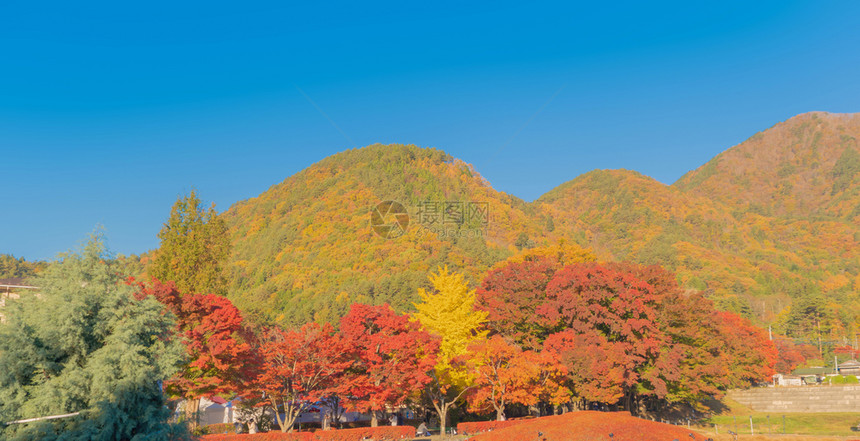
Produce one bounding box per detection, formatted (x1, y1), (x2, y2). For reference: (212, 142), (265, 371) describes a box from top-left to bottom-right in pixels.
(312, 425), (415, 440)
(466, 411), (709, 441)
(457, 419), (530, 435)
(200, 426), (414, 441)
(200, 432), (313, 441)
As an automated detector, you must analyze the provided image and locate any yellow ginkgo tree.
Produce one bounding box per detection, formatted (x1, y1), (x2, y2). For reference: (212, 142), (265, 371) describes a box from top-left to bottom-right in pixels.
(412, 266), (488, 434)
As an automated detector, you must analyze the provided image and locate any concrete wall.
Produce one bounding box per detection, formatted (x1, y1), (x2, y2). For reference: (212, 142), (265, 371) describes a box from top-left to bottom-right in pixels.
(0, 292), (15, 323)
(728, 385), (860, 413)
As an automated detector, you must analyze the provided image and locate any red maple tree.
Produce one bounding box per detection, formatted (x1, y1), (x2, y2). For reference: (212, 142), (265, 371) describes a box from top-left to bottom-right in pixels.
(539, 263), (670, 407)
(257, 322), (354, 432)
(475, 258), (559, 349)
(339, 303), (438, 426)
(133, 278), (256, 430)
(650, 290), (730, 408)
(543, 329), (630, 404)
(715, 311), (778, 386)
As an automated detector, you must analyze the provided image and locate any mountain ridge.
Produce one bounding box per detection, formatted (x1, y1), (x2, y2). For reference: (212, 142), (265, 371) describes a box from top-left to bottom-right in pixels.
(220, 113), (860, 341)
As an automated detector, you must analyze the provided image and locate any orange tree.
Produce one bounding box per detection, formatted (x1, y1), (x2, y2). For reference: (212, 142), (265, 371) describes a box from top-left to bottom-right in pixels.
(462, 336), (568, 421)
(648, 290), (730, 410)
(257, 323), (354, 432)
(543, 329), (630, 406)
(716, 311), (778, 386)
(773, 335), (817, 373)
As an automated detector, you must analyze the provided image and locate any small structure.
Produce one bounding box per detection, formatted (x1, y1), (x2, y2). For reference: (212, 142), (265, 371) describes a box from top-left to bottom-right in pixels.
(0, 278), (39, 323)
(773, 373), (803, 387)
(838, 360), (860, 376)
(199, 397), (236, 426)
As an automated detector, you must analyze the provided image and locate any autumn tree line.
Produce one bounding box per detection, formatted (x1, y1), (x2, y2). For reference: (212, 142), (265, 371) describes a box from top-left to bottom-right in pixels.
(135, 189), (811, 434)
(0, 192), (817, 440)
(127, 242), (817, 436)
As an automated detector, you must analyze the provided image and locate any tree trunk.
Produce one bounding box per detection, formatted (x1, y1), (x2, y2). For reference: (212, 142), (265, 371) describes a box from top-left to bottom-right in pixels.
(625, 391), (634, 416)
(271, 398), (293, 433)
(439, 406), (447, 437)
(496, 407), (505, 421)
(284, 407), (299, 433)
(371, 411), (379, 427)
(185, 397), (200, 432)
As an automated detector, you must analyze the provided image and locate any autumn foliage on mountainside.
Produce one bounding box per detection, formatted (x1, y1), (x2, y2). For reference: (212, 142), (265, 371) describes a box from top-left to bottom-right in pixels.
(676, 112), (860, 218)
(222, 145), (533, 326)
(0, 254), (47, 279)
(217, 115), (860, 344)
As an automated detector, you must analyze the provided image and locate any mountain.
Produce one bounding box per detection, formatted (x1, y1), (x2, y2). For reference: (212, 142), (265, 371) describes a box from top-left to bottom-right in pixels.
(675, 112), (860, 220)
(222, 113), (860, 336)
(222, 144), (544, 324)
(534, 169), (749, 289)
(535, 168), (858, 323)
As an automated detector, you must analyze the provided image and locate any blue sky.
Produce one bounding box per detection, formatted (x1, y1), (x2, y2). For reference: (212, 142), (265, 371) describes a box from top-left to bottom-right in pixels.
(2, 1), (860, 261)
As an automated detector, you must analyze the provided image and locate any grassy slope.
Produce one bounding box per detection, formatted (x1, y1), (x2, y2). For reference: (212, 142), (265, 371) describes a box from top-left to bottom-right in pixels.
(701, 397), (860, 437)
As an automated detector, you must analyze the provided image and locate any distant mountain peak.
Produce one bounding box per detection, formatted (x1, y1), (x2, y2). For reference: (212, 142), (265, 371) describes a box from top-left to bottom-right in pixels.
(673, 111), (860, 218)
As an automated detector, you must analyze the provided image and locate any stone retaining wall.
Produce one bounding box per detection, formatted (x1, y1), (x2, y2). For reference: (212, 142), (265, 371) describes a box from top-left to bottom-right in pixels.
(728, 385), (860, 412)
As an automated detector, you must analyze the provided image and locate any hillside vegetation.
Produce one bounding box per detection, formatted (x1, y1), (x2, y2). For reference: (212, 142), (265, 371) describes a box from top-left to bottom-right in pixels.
(0, 254), (47, 281)
(223, 145), (539, 324)
(221, 113), (860, 343)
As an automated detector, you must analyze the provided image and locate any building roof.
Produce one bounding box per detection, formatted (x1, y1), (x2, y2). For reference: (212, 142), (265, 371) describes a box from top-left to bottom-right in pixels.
(0, 278), (38, 289)
(793, 367), (830, 375)
(840, 360), (860, 368)
(0, 277), (27, 286)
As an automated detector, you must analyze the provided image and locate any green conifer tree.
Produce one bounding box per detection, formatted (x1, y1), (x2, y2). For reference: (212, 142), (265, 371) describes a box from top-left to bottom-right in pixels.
(148, 190), (230, 296)
(0, 232), (188, 440)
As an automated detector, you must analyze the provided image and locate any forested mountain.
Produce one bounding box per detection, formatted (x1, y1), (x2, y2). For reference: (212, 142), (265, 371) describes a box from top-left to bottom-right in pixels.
(0, 254), (47, 281)
(676, 112), (860, 220)
(222, 113), (860, 344)
(222, 145), (543, 324)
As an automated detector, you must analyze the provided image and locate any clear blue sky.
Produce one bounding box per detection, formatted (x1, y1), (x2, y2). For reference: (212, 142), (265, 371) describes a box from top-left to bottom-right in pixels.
(2, 1), (860, 261)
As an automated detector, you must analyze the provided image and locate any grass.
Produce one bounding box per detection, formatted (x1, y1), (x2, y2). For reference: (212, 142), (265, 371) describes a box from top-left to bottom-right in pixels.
(698, 398), (860, 437)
